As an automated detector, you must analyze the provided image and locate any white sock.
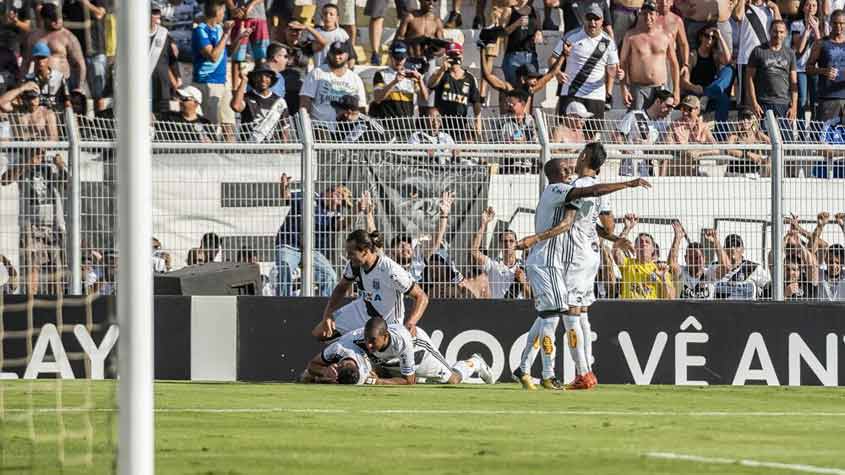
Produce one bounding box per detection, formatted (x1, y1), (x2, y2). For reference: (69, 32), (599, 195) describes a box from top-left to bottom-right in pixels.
(452, 359), (474, 382)
(563, 315), (588, 376)
(540, 316), (560, 380)
(518, 317), (543, 374)
(580, 312), (593, 373)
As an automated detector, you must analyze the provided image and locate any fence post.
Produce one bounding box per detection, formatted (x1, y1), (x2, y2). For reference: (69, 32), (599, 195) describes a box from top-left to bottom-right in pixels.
(297, 112), (315, 297)
(65, 108), (82, 295)
(766, 110), (784, 301)
(534, 108), (550, 195)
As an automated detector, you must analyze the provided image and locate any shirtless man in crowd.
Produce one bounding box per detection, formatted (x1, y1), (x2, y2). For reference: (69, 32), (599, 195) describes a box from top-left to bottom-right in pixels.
(656, 0), (690, 82)
(397, 0), (444, 58)
(674, 0), (733, 48)
(22, 3), (85, 91)
(620, 0), (679, 110)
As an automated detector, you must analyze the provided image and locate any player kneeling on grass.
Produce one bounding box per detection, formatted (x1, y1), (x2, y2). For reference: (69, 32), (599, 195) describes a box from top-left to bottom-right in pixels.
(512, 144), (650, 391)
(312, 230), (428, 341)
(375, 327), (495, 384)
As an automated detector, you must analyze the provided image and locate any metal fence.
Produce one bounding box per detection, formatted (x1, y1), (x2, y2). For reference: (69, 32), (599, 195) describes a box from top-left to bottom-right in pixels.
(1, 109), (843, 302)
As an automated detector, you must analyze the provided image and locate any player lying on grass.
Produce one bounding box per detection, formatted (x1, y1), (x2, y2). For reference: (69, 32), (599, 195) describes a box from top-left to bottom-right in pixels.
(513, 145), (650, 390)
(312, 229), (429, 341)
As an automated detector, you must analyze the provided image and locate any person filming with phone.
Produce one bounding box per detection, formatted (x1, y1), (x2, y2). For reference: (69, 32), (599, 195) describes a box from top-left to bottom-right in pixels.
(371, 41), (429, 119)
(427, 41), (482, 142)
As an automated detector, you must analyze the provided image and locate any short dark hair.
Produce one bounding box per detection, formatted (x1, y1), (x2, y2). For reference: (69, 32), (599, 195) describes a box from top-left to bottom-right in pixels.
(201, 232), (221, 250)
(347, 229), (383, 252)
(204, 0), (226, 18)
(654, 89), (674, 104)
(337, 363), (358, 384)
(322, 3), (339, 13)
(267, 42), (288, 60)
(40, 3), (59, 22)
(833, 8), (845, 21)
(506, 88), (530, 103)
(364, 316), (388, 337)
(236, 246), (256, 262)
(829, 244), (845, 263)
(499, 229), (517, 242)
(582, 142), (607, 172)
(771, 19), (787, 30)
(687, 242), (703, 252)
(390, 235), (413, 248)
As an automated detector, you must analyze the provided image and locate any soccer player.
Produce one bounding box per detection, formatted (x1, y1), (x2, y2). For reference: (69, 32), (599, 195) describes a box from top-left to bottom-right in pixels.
(312, 229), (429, 340)
(513, 145), (650, 390)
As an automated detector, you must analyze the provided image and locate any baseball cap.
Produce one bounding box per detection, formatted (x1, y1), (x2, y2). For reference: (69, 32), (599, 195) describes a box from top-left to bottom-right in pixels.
(516, 64), (543, 79)
(565, 101), (594, 118)
(331, 94), (359, 110)
(446, 41), (463, 56)
(32, 42), (51, 58)
(584, 3), (604, 18)
(724, 234), (744, 249)
(641, 0), (657, 12)
(176, 85), (203, 104)
(390, 41), (409, 58)
(679, 95), (701, 109)
(329, 40), (350, 54)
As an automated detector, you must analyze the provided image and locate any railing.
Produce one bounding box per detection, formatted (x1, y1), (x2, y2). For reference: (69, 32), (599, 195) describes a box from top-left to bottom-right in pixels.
(1, 109), (843, 302)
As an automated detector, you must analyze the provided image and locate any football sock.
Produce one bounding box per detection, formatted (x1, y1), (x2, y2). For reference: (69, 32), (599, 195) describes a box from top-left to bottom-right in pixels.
(540, 316), (560, 380)
(452, 359), (475, 382)
(580, 312), (593, 373)
(563, 315), (588, 376)
(518, 317), (543, 374)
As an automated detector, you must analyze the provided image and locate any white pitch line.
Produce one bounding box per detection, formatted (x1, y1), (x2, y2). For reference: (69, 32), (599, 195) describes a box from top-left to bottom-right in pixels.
(3, 408), (845, 417)
(645, 452), (845, 475)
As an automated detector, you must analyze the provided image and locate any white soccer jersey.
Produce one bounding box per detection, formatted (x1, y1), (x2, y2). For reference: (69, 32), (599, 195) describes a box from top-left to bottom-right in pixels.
(368, 323), (416, 376)
(321, 330), (374, 385)
(342, 255), (416, 326)
(565, 175), (611, 259)
(483, 258), (520, 299)
(526, 182), (576, 269)
(679, 267), (715, 299)
(553, 29), (618, 100)
(737, 3), (773, 65)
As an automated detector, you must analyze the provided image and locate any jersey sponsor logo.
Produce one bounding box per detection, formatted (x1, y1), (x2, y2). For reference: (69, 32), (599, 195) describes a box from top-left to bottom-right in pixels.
(441, 91), (468, 105)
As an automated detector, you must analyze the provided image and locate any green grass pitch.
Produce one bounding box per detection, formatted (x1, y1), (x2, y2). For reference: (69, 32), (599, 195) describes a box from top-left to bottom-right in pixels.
(1, 381), (844, 474)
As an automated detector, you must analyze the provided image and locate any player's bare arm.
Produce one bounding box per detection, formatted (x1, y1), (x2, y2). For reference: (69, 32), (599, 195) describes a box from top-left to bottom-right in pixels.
(567, 178), (652, 201)
(403, 284), (428, 336)
(515, 208), (576, 250)
(312, 278), (354, 339)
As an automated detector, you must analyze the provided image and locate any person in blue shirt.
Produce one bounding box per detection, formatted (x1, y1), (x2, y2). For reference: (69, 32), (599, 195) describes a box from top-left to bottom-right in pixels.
(275, 173), (362, 296)
(814, 110), (845, 178)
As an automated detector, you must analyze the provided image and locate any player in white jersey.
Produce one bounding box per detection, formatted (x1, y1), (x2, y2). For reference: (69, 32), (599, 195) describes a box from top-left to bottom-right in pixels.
(303, 329), (375, 384)
(376, 327), (495, 384)
(313, 230), (429, 340)
(513, 146), (650, 390)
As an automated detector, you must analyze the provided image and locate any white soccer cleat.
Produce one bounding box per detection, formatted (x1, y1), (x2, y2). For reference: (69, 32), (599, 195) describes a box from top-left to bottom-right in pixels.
(473, 353), (495, 384)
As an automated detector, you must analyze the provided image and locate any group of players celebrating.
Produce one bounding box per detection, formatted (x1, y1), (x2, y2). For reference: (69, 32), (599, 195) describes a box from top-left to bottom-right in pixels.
(302, 142), (650, 389)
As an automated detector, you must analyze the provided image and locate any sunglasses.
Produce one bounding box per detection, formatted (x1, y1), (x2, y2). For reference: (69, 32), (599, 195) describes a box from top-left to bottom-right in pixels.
(585, 14), (602, 21)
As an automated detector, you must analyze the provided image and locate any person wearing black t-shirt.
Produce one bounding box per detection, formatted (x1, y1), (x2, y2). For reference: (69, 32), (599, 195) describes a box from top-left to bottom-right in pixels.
(427, 41), (481, 142)
(231, 63), (289, 142)
(156, 85), (217, 142)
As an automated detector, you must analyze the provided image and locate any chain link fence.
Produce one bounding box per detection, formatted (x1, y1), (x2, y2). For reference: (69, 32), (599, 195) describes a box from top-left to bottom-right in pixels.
(1, 110), (843, 301)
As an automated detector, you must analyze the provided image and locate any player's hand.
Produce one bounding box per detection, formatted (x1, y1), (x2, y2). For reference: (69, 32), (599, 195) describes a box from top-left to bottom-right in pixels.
(615, 237), (635, 257)
(625, 178), (652, 189)
(320, 318), (336, 339)
(481, 206), (495, 224)
(320, 364), (339, 383)
(817, 211), (830, 227)
(404, 321), (417, 337)
(515, 235), (538, 250)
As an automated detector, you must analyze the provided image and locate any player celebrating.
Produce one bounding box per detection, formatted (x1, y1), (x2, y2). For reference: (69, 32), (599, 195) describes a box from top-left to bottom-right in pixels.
(513, 145), (650, 390)
(312, 230), (429, 340)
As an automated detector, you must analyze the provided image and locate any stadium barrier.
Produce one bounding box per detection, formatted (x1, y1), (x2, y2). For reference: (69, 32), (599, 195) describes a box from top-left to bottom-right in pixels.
(3, 295), (844, 386)
(1, 111), (845, 301)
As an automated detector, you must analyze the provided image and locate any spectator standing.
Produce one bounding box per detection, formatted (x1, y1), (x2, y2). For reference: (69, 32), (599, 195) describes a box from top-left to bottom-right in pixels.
(655, 0), (690, 89)
(1, 82), (59, 140)
(157, 0), (202, 63)
(674, 0), (734, 50)
(226, 0), (270, 72)
(310, 3), (350, 68)
(231, 64), (289, 142)
(299, 40), (367, 122)
(745, 20), (797, 120)
(735, 0), (780, 104)
(725, 107), (771, 176)
(62, 0), (107, 107)
(501, 0), (543, 88)
(371, 41), (428, 119)
(681, 26), (734, 122)
(260, 42), (288, 98)
(23, 4), (86, 91)
(813, 108), (845, 177)
(365, 0), (408, 65)
(664, 95), (718, 176)
(150, 6), (180, 118)
(427, 42), (482, 141)
(611, 0), (642, 49)
(274, 173), (353, 296)
(0, 44), (20, 94)
(791, 0), (821, 116)
(807, 9), (845, 121)
(470, 207), (531, 299)
(620, 0), (680, 109)
(616, 89), (674, 176)
(0, 0), (33, 58)
(397, 0), (444, 59)
(157, 85), (218, 143)
(23, 42), (69, 111)
(481, 50), (564, 110)
(710, 233), (771, 299)
(552, 4), (620, 118)
(192, 0), (247, 139)
(613, 215), (675, 299)
(280, 21), (327, 113)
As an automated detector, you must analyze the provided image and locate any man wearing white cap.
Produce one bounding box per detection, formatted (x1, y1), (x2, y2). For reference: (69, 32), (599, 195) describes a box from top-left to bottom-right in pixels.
(552, 101), (594, 145)
(550, 2), (621, 119)
(158, 85), (217, 142)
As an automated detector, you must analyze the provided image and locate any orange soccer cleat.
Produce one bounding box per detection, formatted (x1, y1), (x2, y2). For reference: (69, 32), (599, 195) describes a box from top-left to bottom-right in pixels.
(566, 374), (592, 390)
(584, 371), (598, 388)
